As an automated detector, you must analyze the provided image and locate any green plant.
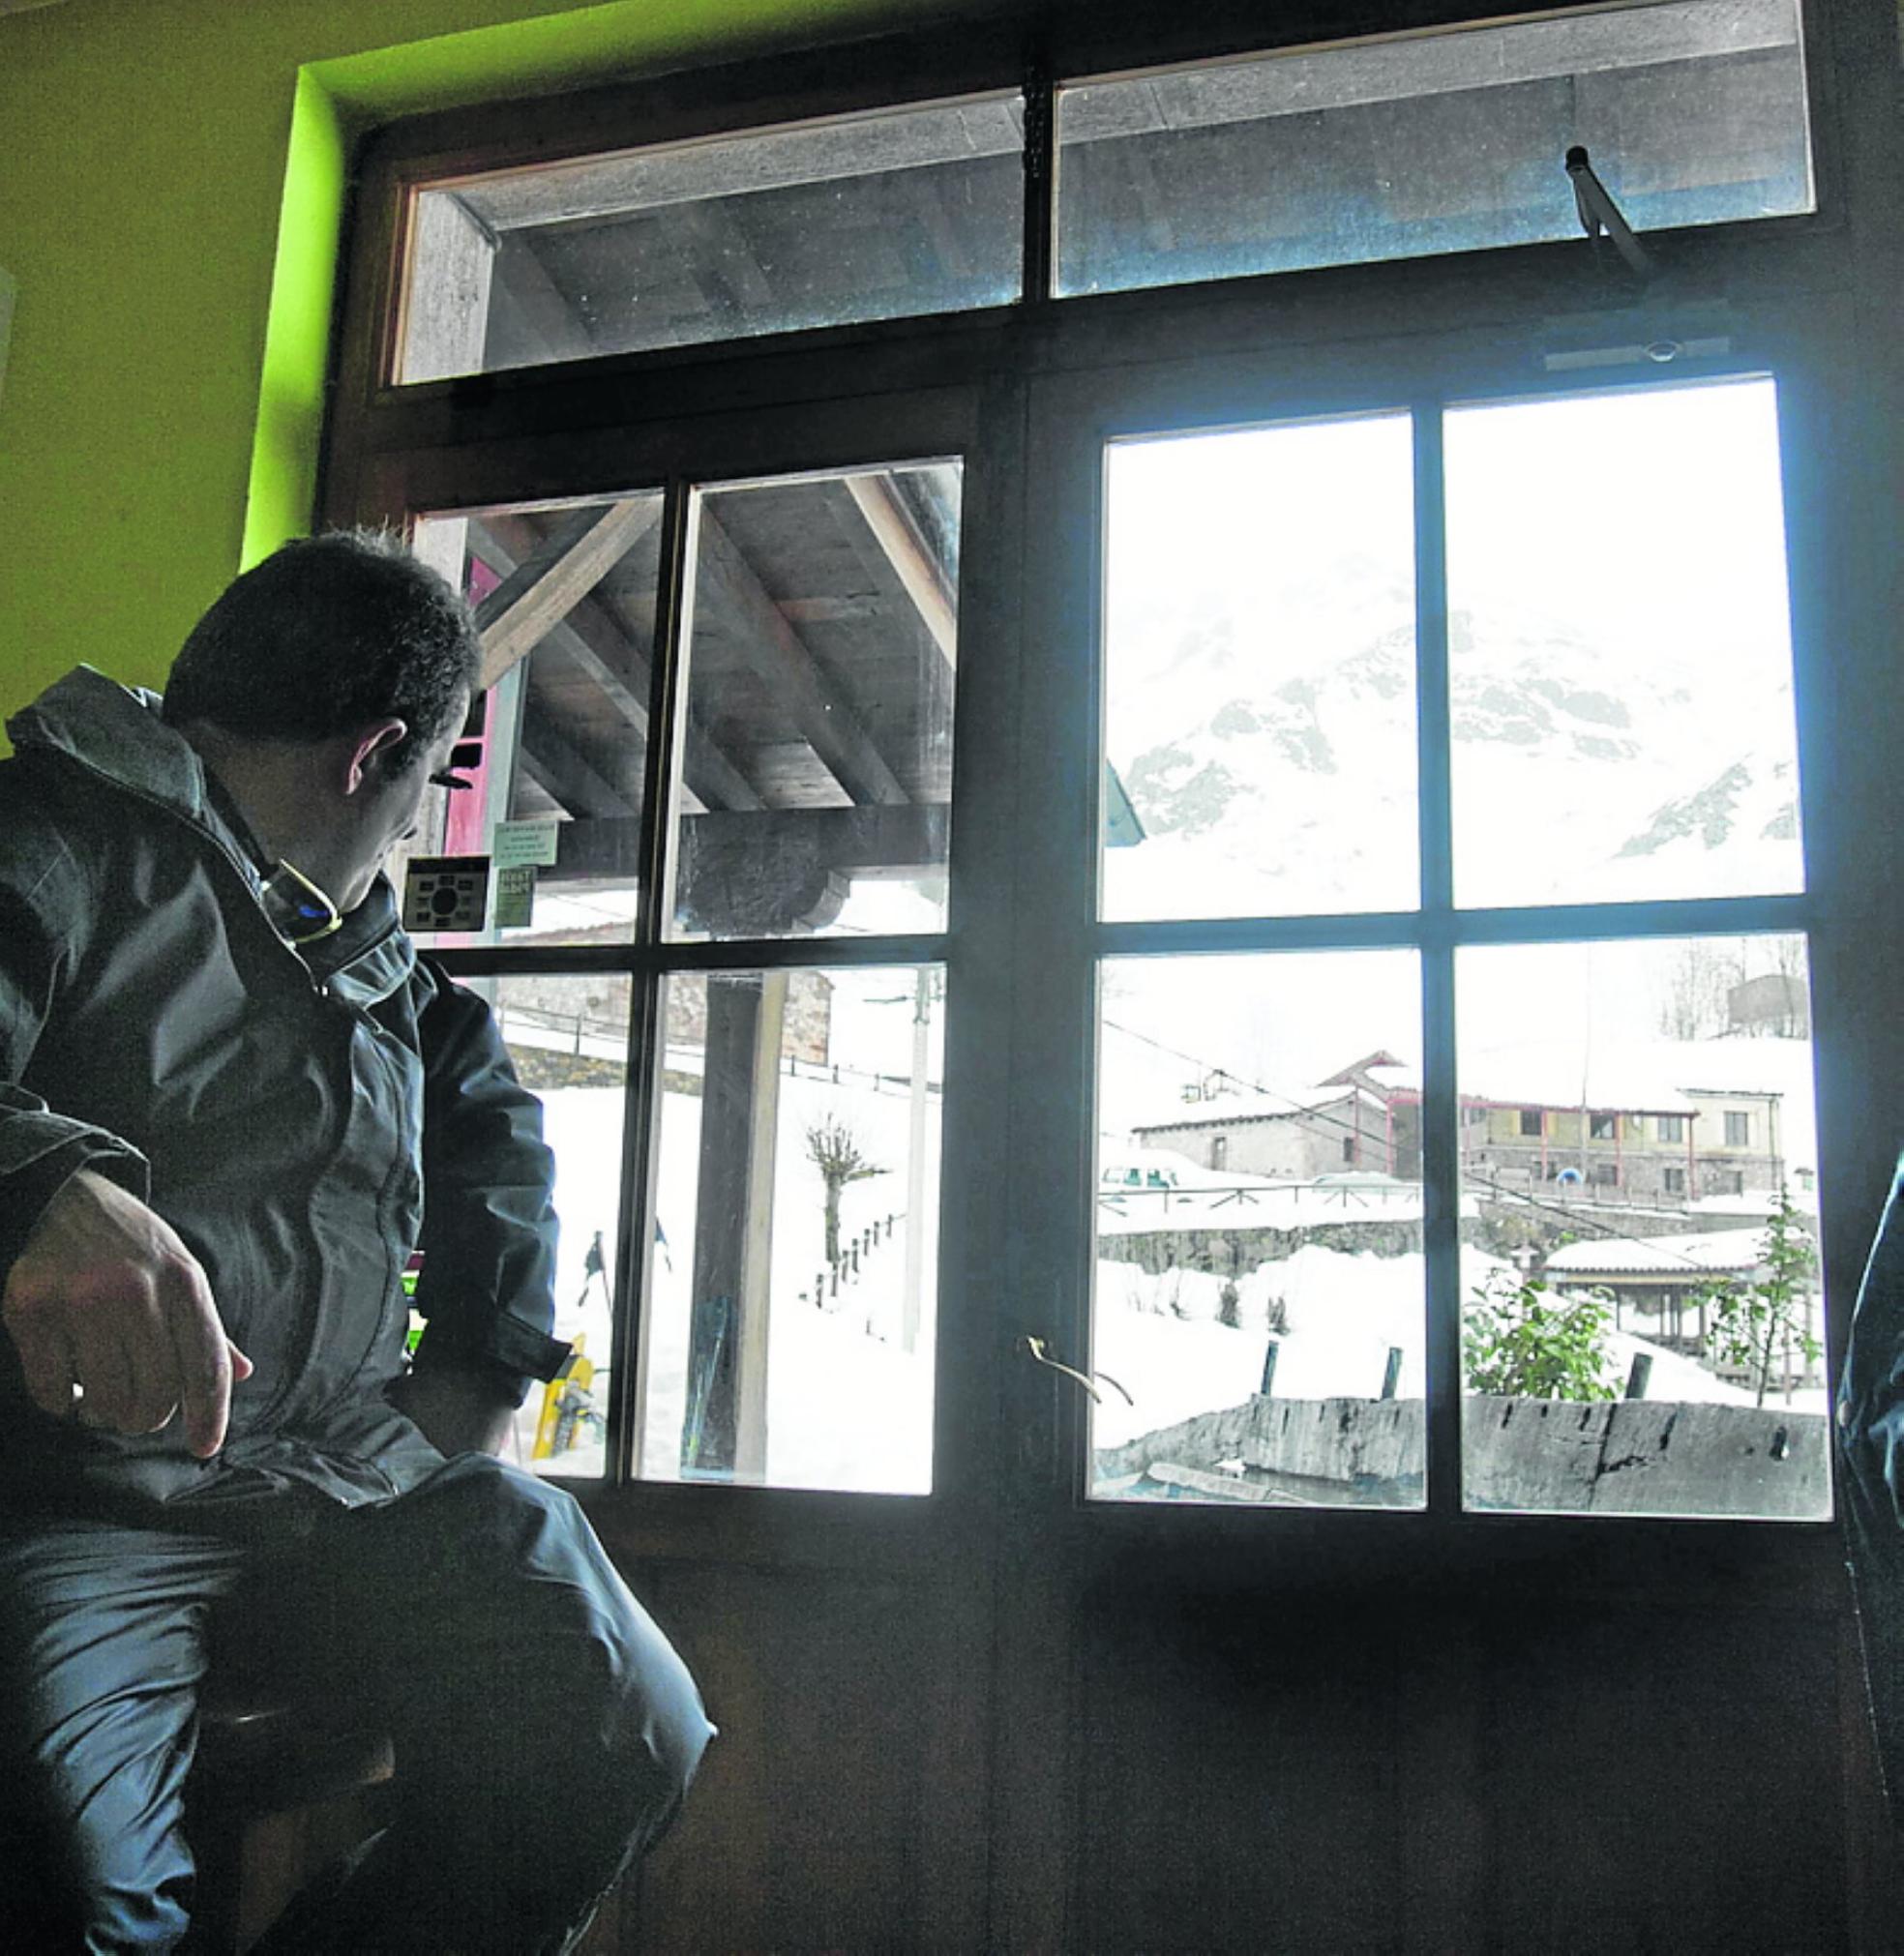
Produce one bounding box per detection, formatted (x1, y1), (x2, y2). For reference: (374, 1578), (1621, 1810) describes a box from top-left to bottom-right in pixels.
(1462, 1268), (1618, 1402)
(1702, 1185), (1821, 1408)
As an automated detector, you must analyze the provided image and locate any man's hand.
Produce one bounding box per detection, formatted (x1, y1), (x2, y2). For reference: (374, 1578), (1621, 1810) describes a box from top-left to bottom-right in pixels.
(1, 1170), (253, 1458)
(387, 1363), (517, 1459)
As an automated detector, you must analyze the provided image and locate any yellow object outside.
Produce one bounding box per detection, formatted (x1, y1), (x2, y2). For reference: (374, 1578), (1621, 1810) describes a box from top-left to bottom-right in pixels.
(532, 1336), (594, 1460)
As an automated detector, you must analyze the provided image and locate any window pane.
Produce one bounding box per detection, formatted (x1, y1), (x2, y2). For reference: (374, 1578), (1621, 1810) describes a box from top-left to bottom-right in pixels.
(461, 972), (634, 1482)
(671, 462), (961, 941)
(1446, 377), (1803, 908)
(408, 495), (664, 947)
(636, 965), (941, 1494)
(1100, 414), (1416, 922)
(1056, 0), (1810, 299)
(1092, 949), (1424, 1509)
(399, 94), (1024, 381)
(1457, 934), (1828, 1519)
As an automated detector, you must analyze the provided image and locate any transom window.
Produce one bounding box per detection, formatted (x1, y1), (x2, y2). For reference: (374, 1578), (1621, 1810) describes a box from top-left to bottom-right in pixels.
(387, 0), (1817, 384)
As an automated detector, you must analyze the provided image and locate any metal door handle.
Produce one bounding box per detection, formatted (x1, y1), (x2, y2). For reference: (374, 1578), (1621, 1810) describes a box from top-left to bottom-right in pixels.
(1021, 1336), (1134, 1407)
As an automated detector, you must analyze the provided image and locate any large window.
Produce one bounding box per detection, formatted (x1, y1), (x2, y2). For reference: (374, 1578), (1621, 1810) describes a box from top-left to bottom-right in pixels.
(336, 0), (1846, 1533)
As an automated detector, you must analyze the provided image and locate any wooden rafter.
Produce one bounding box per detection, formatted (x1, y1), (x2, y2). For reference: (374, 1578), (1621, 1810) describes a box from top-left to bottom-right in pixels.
(476, 496), (663, 689)
(477, 517), (763, 815)
(696, 506), (909, 807)
(517, 722), (634, 820)
(843, 473), (957, 663)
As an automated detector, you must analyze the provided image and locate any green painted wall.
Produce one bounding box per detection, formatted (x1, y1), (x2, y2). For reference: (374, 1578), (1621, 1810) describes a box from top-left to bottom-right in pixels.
(0, 0), (941, 727)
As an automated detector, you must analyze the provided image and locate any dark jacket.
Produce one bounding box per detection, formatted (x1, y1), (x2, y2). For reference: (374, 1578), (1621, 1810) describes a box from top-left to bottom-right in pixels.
(1837, 1156), (1904, 1808)
(0, 667), (568, 1511)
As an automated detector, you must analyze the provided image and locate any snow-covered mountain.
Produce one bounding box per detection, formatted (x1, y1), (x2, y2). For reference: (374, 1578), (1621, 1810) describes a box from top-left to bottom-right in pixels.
(1104, 570), (1804, 920)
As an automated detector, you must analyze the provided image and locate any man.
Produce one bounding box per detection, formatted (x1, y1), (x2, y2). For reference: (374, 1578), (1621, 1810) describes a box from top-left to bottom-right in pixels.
(1839, 1162), (1904, 1819)
(0, 531), (713, 1951)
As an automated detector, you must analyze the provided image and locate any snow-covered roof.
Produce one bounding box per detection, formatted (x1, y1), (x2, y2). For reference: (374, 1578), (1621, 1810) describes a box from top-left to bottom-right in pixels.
(1425, 1044), (1698, 1113)
(1128, 1080), (1380, 1134)
(1545, 1230), (1767, 1279)
(1371, 1035), (1808, 1117)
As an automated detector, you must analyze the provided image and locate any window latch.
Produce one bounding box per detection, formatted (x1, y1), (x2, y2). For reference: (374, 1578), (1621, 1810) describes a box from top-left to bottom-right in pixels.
(1021, 1335), (1133, 1407)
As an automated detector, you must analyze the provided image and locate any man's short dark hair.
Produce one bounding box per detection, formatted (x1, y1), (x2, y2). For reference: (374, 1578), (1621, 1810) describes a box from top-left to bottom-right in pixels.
(162, 530), (480, 762)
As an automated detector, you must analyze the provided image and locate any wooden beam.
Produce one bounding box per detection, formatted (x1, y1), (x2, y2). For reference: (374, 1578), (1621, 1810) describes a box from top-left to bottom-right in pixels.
(548, 801), (948, 885)
(517, 723), (635, 821)
(477, 517), (762, 815)
(476, 497), (664, 689)
(696, 507), (909, 807)
(844, 473), (957, 662)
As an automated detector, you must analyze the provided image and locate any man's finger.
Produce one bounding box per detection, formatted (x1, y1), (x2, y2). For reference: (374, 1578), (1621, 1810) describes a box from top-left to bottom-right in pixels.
(7, 1317), (77, 1423)
(68, 1304), (138, 1434)
(159, 1262), (236, 1459)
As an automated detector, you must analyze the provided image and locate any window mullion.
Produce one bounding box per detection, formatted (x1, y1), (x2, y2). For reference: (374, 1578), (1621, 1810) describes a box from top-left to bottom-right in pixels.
(1414, 400), (1463, 1516)
(1021, 44), (1056, 306)
(607, 478), (698, 1483)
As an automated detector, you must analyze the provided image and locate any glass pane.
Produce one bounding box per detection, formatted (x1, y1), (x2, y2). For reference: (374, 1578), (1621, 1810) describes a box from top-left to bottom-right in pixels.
(1457, 934), (1828, 1519)
(636, 965), (941, 1494)
(399, 94), (1024, 382)
(1445, 377), (1802, 907)
(671, 462), (960, 941)
(1100, 413), (1417, 922)
(1056, 0), (1811, 298)
(407, 495), (665, 947)
(437, 972), (634, 1482)
(1092, 949), (1424, 1508)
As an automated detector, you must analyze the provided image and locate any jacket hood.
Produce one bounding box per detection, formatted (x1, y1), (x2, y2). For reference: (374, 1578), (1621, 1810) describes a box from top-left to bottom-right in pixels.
(6, 666), (217, 829)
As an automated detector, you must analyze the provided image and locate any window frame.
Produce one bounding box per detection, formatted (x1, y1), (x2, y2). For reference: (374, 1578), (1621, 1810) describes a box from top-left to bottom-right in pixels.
(319, 0), (1883, 1567)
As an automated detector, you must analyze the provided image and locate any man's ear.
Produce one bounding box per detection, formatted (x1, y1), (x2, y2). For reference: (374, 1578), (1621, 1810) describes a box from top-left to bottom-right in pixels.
(342, 719), (409, 795)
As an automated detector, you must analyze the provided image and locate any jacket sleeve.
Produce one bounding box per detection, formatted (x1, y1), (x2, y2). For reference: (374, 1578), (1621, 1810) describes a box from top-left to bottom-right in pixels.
(409, 963), (571, 1403)
(1837, 1156), (1904, 1812)
(1838, 1155), (1904, 1529)
(0, 788), (149, 1281)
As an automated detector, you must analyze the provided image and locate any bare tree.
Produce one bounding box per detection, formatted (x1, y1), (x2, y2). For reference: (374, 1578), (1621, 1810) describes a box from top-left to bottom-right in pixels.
(805, 1115), (886, 1267)
(1657, 938), (1745, 1041)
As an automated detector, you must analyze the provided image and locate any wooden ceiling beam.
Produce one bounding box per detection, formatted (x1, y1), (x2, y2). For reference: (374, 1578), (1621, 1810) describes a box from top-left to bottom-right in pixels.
(517, 722), (636, 821)
(477, 516), (763, 815)
(844, 472), (958, 664)
(476, 495), (663, 689)
(696, 506), (909, 807)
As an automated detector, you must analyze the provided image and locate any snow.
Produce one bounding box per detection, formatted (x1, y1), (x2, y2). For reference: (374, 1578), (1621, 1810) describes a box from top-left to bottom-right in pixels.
(522, 1066), (940, 1494)
(1088, 1239), (1819, 1461)
(1095, 1164), (1476, 1237)
(1545, 1230), (1770, 1278)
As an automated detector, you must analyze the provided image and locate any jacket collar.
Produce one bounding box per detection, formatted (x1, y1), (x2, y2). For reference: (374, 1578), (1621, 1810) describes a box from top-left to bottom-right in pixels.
(9, 667), (415, 1000)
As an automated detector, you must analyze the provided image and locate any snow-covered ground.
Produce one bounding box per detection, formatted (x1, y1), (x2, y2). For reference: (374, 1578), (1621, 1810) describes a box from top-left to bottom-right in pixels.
(519, 1071), (941, 1492)
(1087, 1240), (1819, 1458)
(512, 1075), (1822, 1499)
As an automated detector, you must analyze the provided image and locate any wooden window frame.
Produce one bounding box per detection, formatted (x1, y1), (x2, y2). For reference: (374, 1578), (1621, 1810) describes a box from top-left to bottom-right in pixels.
(318, 0), (1896, 1577)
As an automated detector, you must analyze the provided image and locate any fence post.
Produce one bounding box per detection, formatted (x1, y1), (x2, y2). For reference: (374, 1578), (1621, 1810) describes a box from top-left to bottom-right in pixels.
(1259, 1341), (1279, 1399)
(1624, 1352), (1652, 1400)
(1381, 1347), (1403, 1401)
